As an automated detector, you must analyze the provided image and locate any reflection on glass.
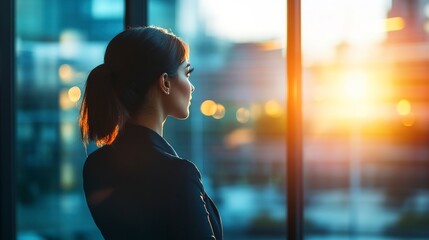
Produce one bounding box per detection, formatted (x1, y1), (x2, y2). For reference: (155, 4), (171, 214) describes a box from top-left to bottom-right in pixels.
(16, 0), (123, 239)
(150, 0), (286, 239)
(303, 0), (429, 239)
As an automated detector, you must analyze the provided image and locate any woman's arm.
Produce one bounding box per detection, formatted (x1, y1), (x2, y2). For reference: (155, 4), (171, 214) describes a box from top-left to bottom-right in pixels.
(168, 159), (217, 240)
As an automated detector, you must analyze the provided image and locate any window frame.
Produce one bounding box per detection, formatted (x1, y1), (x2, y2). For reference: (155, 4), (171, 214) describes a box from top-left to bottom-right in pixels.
(286, 0), (303, 239)
(125, 0), (148, 28)
(0, 0), (16, 239)
(0, 0), (304, 239)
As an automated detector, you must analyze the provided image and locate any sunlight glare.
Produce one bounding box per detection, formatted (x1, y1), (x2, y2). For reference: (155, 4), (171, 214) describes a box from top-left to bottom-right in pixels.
(342, 70), (369, 101)
(200, 0), (285, 42)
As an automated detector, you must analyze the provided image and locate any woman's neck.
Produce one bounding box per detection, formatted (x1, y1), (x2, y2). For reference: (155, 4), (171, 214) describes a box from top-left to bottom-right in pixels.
(128, 106), (166, 137)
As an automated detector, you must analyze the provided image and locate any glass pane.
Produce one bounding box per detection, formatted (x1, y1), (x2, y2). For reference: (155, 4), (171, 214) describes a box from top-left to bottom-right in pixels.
(149, 0), (287, 239)
(303, 0), (429, 239)
(15, 0), (123, 239)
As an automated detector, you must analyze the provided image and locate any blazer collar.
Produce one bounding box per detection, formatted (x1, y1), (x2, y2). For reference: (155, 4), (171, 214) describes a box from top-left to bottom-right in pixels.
(116, 122), (178, 157)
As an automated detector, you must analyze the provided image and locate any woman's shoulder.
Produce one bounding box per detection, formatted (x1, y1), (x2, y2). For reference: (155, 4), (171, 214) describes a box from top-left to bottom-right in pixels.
(83, 144), (202, 183)
(161, 154), (203, 181)
(82, 145), (117, 184)
(83, 145), (116, 170)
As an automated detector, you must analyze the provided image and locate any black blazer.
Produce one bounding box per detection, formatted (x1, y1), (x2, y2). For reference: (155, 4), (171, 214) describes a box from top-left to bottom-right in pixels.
(83, 123), (223, 240)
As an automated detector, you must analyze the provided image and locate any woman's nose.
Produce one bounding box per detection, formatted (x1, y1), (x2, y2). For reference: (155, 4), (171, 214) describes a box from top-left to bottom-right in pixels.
(191, 84), (195, 93)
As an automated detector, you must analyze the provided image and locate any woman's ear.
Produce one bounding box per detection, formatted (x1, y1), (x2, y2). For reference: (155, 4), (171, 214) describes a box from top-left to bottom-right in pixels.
(158, 73), (170, 95)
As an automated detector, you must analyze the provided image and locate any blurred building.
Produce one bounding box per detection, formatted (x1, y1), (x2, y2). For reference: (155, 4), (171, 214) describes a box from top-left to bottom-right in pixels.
(303, 0), (429, 236)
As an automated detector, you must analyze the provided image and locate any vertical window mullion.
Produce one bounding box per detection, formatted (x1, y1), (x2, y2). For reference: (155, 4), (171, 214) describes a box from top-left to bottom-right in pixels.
(125, 0), (148, 28)
(0, 0), (16, 239)
(286, 0), (303, 239)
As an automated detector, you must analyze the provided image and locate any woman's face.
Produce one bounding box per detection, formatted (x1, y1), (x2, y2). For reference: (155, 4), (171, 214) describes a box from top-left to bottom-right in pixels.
(168, 60), (195, 119)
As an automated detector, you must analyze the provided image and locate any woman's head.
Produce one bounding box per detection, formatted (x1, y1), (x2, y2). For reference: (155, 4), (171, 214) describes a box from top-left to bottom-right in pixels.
(79, 26), (193, 146)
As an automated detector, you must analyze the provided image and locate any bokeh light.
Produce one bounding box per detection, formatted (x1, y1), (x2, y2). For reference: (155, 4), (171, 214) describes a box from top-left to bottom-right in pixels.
(201, 100), (218, 116)
(213, 104), (226, 119)
(68, 86), (81, 103)
(396, 99), (411, 116)
(59, 64), (74, 82)
(385, 17), (405, 32)
(264, 100), (283, 117)
(224, 128), (254, 149)
(236, 108), (250, 123)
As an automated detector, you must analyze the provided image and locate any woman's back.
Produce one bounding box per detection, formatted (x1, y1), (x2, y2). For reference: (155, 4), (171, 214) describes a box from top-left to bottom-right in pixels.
(83, 123), (223, 239)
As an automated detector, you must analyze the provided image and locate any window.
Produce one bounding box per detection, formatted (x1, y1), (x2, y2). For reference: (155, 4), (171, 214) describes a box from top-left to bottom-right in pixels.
(149, 0), (287, 239)
(303, 0), (429, 238)
(15, 0), (123, 239)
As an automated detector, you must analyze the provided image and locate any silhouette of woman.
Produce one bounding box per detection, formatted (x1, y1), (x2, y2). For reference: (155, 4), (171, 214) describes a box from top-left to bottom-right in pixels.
(79, 26), (223, 240)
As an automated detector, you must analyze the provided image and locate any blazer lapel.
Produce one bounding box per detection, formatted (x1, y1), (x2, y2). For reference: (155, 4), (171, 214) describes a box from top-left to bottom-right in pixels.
(204, 193), (223, 239)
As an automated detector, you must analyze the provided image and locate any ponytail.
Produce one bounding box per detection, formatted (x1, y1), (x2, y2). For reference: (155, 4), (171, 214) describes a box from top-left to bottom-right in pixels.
(79, 64), (127, 147)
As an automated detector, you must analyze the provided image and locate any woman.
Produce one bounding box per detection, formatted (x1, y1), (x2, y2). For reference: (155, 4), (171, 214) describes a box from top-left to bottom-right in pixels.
(79, 26), (223, 240)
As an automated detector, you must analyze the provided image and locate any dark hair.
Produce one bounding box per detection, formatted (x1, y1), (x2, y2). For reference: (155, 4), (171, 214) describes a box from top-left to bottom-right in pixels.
(79, 26), (189, 147)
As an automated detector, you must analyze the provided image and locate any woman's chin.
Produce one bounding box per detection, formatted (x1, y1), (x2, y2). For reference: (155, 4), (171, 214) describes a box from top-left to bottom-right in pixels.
(183, 110), (190, 119)
(171, 110), (190, 120)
